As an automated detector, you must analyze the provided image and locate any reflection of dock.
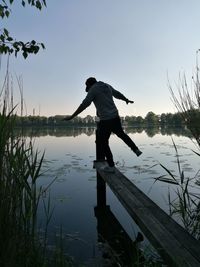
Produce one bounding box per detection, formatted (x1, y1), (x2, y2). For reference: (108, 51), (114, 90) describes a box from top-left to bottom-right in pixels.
(94, 161), (200, 267)
(94, 205), (143, 266)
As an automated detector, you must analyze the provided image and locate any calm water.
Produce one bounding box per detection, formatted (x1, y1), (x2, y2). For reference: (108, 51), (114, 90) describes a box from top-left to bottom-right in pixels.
(29, 126), (199, 266)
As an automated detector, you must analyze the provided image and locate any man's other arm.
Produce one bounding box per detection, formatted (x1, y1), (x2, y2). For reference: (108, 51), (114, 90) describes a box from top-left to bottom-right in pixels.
(111, 87), (134, 104)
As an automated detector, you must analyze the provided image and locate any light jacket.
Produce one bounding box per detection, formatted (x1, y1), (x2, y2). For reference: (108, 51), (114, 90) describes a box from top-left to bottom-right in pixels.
(80, 81), (126, 120)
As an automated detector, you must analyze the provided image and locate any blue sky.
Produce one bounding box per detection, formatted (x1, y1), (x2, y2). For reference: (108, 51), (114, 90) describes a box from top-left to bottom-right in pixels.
(1, 0), (200, 117)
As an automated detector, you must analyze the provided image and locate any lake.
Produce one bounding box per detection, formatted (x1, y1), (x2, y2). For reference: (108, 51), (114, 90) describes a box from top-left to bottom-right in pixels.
(28, 126), (200, 266)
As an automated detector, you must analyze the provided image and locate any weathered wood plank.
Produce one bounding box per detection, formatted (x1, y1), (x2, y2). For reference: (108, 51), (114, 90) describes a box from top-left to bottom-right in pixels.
(94, 161), (200, 267)
(117, 169), (200, 259)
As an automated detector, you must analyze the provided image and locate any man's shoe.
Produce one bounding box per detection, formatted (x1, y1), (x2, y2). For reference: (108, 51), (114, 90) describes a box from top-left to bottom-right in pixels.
(100, 166), (115, 173)
(135, 149), (142, 157)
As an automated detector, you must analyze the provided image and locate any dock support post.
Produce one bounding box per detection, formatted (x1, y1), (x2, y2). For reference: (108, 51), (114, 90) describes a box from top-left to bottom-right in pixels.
(96, 124), (106, 207)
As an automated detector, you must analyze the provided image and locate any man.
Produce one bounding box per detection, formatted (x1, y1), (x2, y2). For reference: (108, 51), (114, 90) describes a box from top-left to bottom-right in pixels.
(64, 77), (142, 173)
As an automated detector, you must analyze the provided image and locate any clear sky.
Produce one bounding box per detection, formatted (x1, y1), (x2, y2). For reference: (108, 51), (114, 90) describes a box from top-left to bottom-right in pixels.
(1, 0), (200, 117)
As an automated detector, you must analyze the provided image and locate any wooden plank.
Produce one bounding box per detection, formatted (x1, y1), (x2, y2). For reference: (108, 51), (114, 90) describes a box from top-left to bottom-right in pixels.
(116, 169), (200, 259)
(94, 161), (200, 267)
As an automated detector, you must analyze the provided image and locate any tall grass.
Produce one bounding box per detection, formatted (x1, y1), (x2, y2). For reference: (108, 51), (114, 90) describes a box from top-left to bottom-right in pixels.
(158, 54), (200, 239)
(0, 61), (72, 267)
(157, 139), (200, 239)
(168, 51), (200, 147)
(0, 62), (46, 266)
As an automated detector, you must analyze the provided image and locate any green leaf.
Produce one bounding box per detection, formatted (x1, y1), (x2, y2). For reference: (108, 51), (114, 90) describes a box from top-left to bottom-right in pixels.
(34, 45), (39, 54)
(36, 1), (42, 10)
(7, 37), (13, 41)
(41, 42), (45, 49)
(0, 34), (5, 42)
(13, 42), (19, 49)
(5, 10), (10, 17)
(154, 175), (179, 185)
(159, 162), (179, 183)
(3, 28), (9, 36)
(22, 51), (28, 59)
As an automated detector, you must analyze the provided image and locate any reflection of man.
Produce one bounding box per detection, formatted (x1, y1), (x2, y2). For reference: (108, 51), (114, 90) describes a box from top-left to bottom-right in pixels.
(64, 77), (142, 173)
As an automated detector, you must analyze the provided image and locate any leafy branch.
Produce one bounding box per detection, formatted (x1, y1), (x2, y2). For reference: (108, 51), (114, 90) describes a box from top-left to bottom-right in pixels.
(0, 28), (45, 58)
(0, 0), (46, 58)
(0, 0), (46, 18)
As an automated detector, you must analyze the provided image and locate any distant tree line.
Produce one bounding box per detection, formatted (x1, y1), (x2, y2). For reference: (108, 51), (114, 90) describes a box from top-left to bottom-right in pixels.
(13, 124), (192, 139)
(124, 111), (185, 127)
(13, 110), (199, 128)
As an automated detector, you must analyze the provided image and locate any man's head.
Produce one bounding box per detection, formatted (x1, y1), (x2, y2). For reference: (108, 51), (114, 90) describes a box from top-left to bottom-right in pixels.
(85, 77), (97, 92)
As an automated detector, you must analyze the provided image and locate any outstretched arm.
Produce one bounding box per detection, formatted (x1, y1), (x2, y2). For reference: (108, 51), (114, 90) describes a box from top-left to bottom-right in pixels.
(64, 90), (95, 121)
(112, 88), (134, 104)
(63, 104), (86, 121)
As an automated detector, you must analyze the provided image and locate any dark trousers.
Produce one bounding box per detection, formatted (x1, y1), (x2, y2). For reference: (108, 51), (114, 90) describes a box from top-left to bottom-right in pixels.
(96, 116), (138, 167)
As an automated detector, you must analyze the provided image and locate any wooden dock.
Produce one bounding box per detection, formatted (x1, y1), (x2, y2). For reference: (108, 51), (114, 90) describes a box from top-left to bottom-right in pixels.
(94, 160), (200, 267)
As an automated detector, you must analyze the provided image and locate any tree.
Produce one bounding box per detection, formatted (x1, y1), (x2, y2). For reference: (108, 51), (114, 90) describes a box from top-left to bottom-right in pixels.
(145, 111), (159, 125)
(171, 112), (184, 127)
(160, 113), (167, 125)
(135, 116), (144, 125)
(125, 115), (137, 125)
(0, 0), (46, 58)
(165, 113), (174, 125)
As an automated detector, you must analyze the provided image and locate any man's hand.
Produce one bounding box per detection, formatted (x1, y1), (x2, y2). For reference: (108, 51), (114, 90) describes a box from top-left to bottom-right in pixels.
(63, 115), (73, 121)
(126, 99), (134, 104)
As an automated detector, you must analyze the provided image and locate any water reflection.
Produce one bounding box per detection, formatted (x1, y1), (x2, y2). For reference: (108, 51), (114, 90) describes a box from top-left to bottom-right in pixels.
(15, 125), (191, 138)
(30, 125), (198, 265)
(94, 205), (144, 266)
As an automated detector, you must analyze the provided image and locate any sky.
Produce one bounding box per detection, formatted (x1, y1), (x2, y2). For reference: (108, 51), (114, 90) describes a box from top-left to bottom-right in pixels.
(1, 0), (200, 118)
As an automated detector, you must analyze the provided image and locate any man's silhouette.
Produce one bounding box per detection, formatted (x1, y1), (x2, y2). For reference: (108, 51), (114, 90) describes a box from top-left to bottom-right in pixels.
(64, 77), (142, 173)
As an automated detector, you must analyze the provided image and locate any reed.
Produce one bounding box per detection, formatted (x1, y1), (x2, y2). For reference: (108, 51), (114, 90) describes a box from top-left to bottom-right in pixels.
(156, 139), (200, 239)
(155, 119), (200, 239)
(0, 67), (44, 266)
(0, 61), (72, 266)
(168, 51), (200, 147)
(156, 54), (200, 239)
